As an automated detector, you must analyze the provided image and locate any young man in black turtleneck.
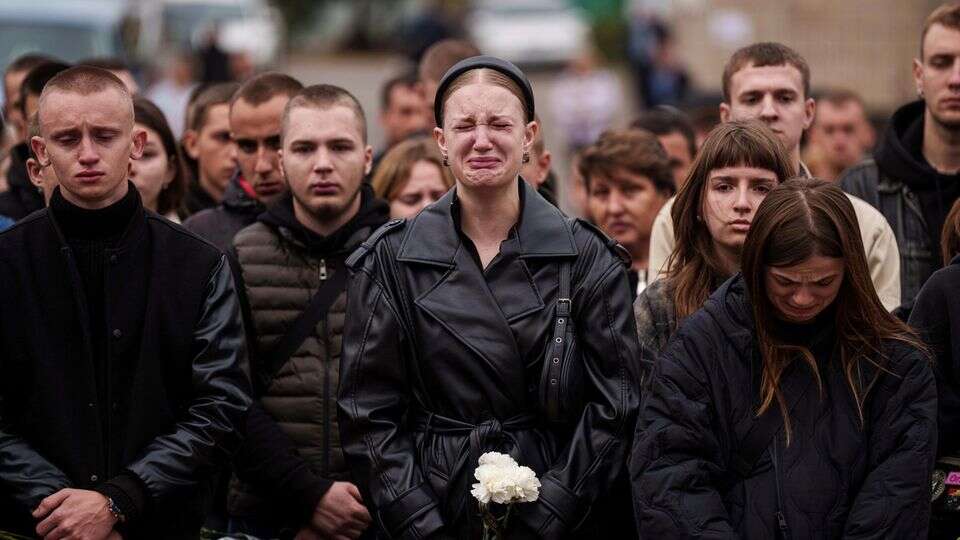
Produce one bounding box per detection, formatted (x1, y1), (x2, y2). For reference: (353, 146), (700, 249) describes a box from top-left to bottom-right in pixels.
(227, 84), (386, 539)
(0, 66), (251, 538)
(842, 2), (960, 310)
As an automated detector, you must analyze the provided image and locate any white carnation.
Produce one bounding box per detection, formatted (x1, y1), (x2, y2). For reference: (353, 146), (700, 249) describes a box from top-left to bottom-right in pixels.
(470, 452), (541, 505)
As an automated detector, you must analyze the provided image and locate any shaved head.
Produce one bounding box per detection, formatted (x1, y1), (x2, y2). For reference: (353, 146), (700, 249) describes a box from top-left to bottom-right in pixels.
(39, 66), (132, 126)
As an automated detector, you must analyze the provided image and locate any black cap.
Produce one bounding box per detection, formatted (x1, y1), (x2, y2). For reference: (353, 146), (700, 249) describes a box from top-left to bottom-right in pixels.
(433, 55), (535, 126)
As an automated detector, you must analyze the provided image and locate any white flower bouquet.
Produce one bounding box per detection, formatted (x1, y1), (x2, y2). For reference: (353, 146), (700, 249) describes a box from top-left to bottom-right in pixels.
(470, 452), (541, 539)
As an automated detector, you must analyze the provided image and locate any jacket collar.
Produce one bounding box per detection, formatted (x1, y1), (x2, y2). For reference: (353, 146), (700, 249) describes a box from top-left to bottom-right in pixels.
(47, 182), (149, 254)
(397, 180), (577, 266)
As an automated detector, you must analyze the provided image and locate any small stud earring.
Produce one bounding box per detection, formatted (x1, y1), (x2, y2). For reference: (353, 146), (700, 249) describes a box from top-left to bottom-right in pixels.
(442, 155), (449, 166)
(522, 152), (530, 164)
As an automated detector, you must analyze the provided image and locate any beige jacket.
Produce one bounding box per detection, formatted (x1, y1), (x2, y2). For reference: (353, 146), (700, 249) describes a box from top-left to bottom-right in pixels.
(648, 193), (902, 311)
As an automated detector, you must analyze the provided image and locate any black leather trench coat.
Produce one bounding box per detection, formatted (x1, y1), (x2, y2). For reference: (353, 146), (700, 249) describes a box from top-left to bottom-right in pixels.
(339, 182), (641, 539)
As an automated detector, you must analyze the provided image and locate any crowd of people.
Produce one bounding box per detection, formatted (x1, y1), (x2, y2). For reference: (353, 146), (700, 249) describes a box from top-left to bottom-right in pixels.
(1, 2), (960, 540)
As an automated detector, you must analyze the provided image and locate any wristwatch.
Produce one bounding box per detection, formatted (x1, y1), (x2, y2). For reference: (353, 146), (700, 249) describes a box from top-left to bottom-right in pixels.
(105, 497), (126, 524)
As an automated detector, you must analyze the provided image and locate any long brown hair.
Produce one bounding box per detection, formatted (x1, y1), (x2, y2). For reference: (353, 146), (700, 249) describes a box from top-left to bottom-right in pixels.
(666, 120), (795, 320)
(942, 196), (960, 264)
(741, 178), (923, 443)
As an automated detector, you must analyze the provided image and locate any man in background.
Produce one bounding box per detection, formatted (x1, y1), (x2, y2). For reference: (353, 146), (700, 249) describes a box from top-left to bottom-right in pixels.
(184, 74), (302, 249)
(807, 88), (875, 181)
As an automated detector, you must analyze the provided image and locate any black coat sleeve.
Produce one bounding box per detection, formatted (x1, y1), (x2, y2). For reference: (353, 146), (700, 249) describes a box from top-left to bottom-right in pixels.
(516, 256), (642, 537)
(124, 256), (252, 502)
(338, 258), (446, 540)
(0, 392), (72, 513)
(909, 269), (959, 456)
(842, 347), (936, 537)
(629, 328), (737, 539)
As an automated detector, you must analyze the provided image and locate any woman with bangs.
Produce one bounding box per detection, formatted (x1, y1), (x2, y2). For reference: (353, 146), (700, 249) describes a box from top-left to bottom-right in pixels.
(634, 120), (794, 359)
(631, 178), (935, 538)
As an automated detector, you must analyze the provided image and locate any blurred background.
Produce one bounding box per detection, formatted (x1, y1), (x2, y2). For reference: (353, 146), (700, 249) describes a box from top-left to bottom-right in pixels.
(0, 0), (941, 210)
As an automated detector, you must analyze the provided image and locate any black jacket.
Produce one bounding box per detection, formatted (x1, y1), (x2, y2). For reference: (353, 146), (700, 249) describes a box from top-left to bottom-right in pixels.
(0, 142), (43, 220)
(631, 275), (936, 539)
(178, 177), (219, 221)
(0, 187), (252, 537)
(841, 100), (960, 307)
(339, 181), (641, 539)
(910, 255), (960, 458)
(183, 172), (264, 251)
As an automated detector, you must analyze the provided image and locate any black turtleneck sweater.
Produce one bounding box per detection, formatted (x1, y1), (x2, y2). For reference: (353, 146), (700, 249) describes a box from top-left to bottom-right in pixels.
(770, 304), (839, 367)
(49, 185), (146, 524)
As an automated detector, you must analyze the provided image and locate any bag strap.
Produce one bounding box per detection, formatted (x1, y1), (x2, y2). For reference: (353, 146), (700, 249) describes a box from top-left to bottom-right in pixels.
(543, 259), (572, 423)
(731, 360), (815, 478)
(255, 259), (349, 394)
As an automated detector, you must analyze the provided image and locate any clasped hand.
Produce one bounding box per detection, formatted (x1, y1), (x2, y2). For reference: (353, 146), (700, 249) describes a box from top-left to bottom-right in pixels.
(33, 489), (121, 540)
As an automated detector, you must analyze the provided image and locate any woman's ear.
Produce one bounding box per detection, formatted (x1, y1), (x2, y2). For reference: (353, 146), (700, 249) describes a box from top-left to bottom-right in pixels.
(433, 126), (447, 156)
(524, 120), (539, 154)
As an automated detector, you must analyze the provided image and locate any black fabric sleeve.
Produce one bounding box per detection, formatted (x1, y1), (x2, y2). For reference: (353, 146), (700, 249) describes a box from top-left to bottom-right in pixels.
(232, 402), (333, 523)
(95, 471), (147, 528)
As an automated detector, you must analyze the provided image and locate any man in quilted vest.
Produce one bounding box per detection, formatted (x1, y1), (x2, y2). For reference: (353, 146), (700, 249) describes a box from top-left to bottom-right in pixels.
(227, 84), (389, 539)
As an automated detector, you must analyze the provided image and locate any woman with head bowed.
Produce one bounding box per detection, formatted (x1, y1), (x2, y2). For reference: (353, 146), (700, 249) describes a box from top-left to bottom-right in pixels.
(339, 56), (641, 538)
(631, 178), (936, 538)
(371, 135), (455, 219)
(634, 121), (794, 362)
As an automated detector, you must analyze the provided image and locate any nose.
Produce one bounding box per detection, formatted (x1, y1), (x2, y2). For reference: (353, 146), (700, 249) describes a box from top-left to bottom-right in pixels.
(733, 185), (752, 214)
(605, 190), (625, 215)
(313, 147), (334, 173)
(949, 58), (960, 88)
(759, 94), (778, 121)
(254, 146), (274, 175)
(78, 135), (100, 165)
(791, 286), (815, 307)
(473, 125), (493, 150)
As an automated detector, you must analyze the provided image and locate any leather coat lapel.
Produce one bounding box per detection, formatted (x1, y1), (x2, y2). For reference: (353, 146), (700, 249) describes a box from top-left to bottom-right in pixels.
(415, 243), (523, 369)
(484, 235), (544, 322)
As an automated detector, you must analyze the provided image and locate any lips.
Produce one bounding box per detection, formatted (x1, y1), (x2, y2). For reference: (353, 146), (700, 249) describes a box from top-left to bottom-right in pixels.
(729, 219), (751, 232)
(606, 221), (634, 235)
(255, 181), (284, 195)
(467, 157), (501, 169)
(75, 170), (105, 183)
(308, 181), (339, 195)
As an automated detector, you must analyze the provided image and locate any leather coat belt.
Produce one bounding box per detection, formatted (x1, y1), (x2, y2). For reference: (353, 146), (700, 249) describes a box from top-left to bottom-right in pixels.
(410, 410), (539, 535)
(411, 410), (539, 473)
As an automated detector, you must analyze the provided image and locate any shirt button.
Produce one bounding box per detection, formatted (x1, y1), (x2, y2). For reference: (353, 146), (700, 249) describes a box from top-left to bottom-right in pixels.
(109, 255), (118, 265)
(87, 402), (95, 408)
(90, 474), (99, 482)
(112, 329), (122, 339)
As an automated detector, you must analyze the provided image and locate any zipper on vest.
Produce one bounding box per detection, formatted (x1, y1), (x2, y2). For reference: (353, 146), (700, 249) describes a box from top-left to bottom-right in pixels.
(319, 259), (328, 281)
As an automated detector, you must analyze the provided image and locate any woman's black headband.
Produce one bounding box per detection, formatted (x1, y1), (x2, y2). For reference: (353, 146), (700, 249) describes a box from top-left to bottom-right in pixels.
(433, 55), (535, 126)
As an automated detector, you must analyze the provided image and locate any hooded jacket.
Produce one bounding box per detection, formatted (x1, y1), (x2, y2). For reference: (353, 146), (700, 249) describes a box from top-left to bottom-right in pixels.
(841, 100), (960, 308)
(183, 172), (264, 251)
(228, 184), (389, 529)
(339, 181), (641, 539)
(631, 275), (936, 539)
(910, 254), (960, 458)
(0, 142), (43, 220)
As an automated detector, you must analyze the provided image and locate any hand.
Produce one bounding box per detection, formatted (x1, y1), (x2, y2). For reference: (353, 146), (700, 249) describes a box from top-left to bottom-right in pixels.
(294, 527), (322, 540)
(309, 482), (371, 540)
(33, 489), (117, 540)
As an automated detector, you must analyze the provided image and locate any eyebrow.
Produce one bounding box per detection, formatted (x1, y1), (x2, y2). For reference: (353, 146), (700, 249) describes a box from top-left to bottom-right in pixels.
(771, 270), (840, 282)
(710, 175), (776, 183)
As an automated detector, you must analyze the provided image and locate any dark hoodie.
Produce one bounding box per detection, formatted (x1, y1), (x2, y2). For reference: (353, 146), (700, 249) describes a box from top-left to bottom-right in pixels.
(183, 172), (263, 251)
(227, 183), (388, 531)
(875, 100), (960, 253)
(0, 142), (43, 220)
(258, 183), (389, 255)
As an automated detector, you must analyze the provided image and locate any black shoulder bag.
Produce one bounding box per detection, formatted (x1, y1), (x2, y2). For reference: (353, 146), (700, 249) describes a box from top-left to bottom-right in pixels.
(540, 259), (585, 425)
(254, 259), (349, 395)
